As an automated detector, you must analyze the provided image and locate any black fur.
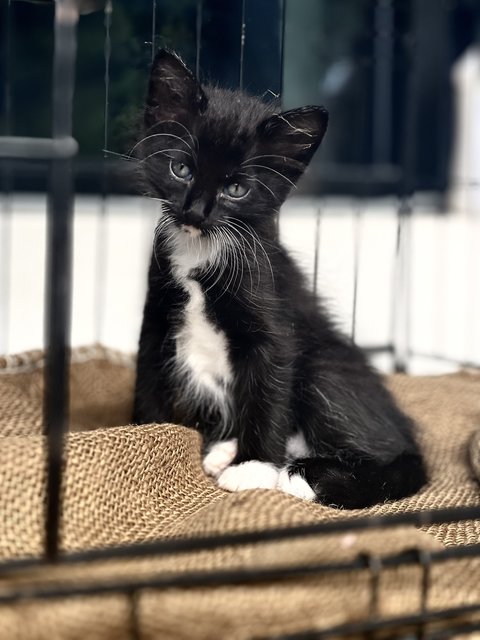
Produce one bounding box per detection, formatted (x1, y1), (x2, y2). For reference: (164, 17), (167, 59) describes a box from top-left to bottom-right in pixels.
(133, 50), (427, 509)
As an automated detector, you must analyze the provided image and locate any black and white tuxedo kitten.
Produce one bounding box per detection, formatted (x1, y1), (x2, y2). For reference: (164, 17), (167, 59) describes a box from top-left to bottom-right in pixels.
(133, 49), (427, 509)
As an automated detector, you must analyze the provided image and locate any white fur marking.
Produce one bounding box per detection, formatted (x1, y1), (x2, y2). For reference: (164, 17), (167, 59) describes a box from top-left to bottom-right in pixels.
(181, 224), (201, 238)
(170, 232), (233, 424)
(217, 461), (279, 491)
(170, 230), (216, 278)
(285, 432), (310, 459)
(175, 278), (232, 398)
(203, 439), (238, 478)
(277, 468), (316, 501)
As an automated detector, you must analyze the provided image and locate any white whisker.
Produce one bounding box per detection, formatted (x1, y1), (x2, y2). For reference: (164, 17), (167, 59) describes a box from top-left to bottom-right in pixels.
(240, 163), (297, 189)
(130, 132), (197, 159)
(225, 217), (275, 288)
(102, 149), (138, 162)
(241, 154), (302, 166)
(140, 148), (192, 163)
(237, 172), (278, 200)
(223, 227), (245, 297)
(146, 196), (173, 206)
(223, 221), (259, 294)
(152, 215), (175, 272)
(157, 119), (198, 150)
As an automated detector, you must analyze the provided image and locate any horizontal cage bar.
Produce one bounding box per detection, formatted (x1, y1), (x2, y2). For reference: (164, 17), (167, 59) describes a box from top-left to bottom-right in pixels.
(0, 136), (78, 160)
(0, 505), (479, 575)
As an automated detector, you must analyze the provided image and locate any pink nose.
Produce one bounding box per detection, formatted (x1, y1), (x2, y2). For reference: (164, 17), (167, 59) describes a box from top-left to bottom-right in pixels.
(181, 224), (202, 238)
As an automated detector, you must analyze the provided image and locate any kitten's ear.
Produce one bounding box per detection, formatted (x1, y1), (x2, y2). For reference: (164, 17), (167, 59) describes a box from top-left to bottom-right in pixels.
(144, 49), (207, 129)
(257, 106), (328, 167)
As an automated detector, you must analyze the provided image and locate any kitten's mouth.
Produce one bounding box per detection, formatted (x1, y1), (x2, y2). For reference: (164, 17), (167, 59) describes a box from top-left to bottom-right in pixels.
(181, 224), (202, 238)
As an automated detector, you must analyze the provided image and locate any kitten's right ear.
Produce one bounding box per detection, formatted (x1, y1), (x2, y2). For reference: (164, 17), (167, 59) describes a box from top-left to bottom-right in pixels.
(144, 49), (207, 129)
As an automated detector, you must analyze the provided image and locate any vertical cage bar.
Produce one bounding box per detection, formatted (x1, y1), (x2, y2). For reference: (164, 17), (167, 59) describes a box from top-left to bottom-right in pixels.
(195, 0), (203, 78)
(372, 0), (394, 164)
(312, 205), (321, 296)
(95, 0), (112, 345)
(351, 203), (362, 343)
(43, 0), (79, 562)
(277, 0), (286, 240)
(466, 212), (480, 367)
(94, 201), (108, 345)
(239, 0), (246, 90)
(242, 0), (284, 100)
(103, 1), (112, 155)
(0, 196), (12, 356)
(366, 555), (382, 621)
(278, 0), (286, 105)
(0, 0), (13, 355)
(151, 0), (157, 61)
(128, 590), (141, 640)
(391, 3), (418, 373)
(392, 198), (412, 373)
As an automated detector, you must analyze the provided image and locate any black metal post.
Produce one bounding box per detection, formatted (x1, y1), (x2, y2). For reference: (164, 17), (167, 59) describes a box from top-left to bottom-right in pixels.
(195, 0), (203, 78)
(94, 0), (112, 345)
(372, 0), (394, 165)
(0, 0), (13, 356)
(392, 197), (412, 373)
(351, 202), (362, 344)
(44, 0), (79, 562)
(392, 2), (419, 374)
(312, 205), (321, 297)
(239, 0), (246, 89)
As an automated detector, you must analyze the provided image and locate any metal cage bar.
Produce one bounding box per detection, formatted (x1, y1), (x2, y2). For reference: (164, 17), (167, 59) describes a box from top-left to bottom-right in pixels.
(43, 0), (79, 562)
(0, 0), (14, 356)
(0, 504), (479, 575)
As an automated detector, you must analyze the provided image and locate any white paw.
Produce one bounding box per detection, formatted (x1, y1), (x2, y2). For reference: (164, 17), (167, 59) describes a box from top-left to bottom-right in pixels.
(217, 461), (279, 492)
(277, 468), (316, 501)
(202, 439), (238, 478)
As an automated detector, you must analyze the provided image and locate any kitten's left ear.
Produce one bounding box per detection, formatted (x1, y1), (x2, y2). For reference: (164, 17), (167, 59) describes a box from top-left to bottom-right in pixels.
(145, 49), (207, 129)
(257, 106), (328, 167)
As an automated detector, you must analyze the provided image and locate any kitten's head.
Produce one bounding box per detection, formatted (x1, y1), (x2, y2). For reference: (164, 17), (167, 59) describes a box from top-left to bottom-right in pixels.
(138, 49), (328, 240)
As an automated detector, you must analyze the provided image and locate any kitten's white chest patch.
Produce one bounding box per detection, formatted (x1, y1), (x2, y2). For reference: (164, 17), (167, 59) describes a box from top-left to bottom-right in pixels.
(285, 432), (310, 459)
(170, 235), (233, 409)
(175, 278), (232, 398)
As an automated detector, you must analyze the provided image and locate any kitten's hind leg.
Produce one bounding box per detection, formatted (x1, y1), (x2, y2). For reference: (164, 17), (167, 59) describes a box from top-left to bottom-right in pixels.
(278, 451), (426, 508)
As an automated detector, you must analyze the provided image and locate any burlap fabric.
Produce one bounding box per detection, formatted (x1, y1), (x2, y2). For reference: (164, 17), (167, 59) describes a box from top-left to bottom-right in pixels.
(0, 346), (479, 639)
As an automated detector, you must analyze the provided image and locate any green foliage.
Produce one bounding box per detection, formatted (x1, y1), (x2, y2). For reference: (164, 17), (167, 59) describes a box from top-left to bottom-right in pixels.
(3, 0), (197, 158)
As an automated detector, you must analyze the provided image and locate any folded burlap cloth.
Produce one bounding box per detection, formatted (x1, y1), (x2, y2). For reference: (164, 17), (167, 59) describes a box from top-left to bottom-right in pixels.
(0, 346), (479, 640)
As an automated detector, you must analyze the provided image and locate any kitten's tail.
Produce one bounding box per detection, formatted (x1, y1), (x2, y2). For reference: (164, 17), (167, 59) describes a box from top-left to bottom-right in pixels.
(280, 451), (427, 509)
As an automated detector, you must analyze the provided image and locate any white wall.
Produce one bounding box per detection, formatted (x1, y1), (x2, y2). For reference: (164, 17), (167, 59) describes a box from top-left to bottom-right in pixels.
(1, 192), (479, 375)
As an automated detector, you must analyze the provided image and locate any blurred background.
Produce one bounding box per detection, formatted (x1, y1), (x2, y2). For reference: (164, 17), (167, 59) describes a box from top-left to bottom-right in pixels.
(1, 0), (480, 373)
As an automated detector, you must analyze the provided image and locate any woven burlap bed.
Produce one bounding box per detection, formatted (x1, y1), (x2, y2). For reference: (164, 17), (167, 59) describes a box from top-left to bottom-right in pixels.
(0, 345), (479, 639)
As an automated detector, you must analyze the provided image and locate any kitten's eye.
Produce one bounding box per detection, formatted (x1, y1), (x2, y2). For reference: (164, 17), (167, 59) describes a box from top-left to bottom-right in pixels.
(224, 182), (249, 199)
(170, 160), (193, 181)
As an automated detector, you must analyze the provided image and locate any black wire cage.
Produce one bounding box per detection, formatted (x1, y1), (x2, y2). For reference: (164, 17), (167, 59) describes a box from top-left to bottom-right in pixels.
(1, 0), (480, 638)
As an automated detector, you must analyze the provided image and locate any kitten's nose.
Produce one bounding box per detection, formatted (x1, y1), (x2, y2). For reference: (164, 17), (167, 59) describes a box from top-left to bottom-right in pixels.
(183, 207), (206, 228)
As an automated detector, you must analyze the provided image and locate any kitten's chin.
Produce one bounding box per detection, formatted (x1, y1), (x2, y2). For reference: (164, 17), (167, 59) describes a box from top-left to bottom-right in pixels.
(181, 224), (202, 239)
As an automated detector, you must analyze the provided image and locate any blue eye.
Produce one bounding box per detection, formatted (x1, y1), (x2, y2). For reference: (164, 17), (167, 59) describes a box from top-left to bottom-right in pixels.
(170, 160), (193, 181)
(224, 182), (249, 199)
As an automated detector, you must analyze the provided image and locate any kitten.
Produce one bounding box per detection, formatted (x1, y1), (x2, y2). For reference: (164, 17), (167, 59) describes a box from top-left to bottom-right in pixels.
(133, 49), (427, 509)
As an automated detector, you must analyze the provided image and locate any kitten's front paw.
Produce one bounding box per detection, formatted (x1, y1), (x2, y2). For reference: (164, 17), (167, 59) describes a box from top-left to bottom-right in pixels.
(277, 468), (316, 501)
(217, 461), (279, 492)
(202, 439), (238, 478)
